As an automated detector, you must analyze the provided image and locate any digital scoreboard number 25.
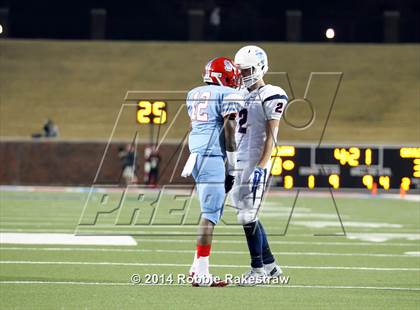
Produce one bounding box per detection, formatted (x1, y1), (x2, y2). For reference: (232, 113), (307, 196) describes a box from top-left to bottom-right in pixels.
(136, 101), (167, 125)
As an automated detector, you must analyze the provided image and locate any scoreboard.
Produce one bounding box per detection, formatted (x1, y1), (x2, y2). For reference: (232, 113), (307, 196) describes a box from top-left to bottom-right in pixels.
(270, 146), (420, 190)
(132, 98), (419, 191)
(136, 101), (167, 125)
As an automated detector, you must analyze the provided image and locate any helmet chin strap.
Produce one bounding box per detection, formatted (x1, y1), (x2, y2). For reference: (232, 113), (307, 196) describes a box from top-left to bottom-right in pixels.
(210, 72), (224, 86)
(215, 75), (224, 86)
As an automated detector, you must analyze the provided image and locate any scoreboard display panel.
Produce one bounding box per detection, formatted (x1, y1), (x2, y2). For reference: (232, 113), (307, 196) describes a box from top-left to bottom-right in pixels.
(131, 99), (419, 191)
(270, 146), (420, 190)
(136, 101), (167, 125)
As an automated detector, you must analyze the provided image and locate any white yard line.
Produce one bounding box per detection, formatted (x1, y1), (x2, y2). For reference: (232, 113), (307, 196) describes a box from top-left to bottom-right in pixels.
(0, 233), (137, 246)
(0, 260), (418, 271)
(2, 228), (419, 238)
(1, 222), (418, 233)
(2, 185), (419, 200)
(0, 231), (417, 246)
(0, 229), (78, 233)
(0, 280), (419, 291)
(405, 251), (420, 256)
(1, 217), (81, 221)
(1, 246), (418, 258)
(0, 222), (77, 226)
(136, 238), (418, 247)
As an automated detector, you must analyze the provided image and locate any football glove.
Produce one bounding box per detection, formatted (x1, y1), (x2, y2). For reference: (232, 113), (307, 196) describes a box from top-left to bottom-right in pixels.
(225, 174), (235, 193)
(251, 167), (266, 204)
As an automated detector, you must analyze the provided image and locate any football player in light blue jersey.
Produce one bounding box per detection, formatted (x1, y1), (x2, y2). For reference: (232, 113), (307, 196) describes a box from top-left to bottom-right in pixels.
(181, 57), (242, 286)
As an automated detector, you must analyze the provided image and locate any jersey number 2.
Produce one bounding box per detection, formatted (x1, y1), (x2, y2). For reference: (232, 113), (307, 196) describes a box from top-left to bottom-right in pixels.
(238, 109), (248, 134)
(275, 102), (283, 113)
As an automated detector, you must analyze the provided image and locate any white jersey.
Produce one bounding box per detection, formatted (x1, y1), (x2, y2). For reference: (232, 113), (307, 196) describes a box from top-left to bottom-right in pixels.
(235, 84), (288, 162)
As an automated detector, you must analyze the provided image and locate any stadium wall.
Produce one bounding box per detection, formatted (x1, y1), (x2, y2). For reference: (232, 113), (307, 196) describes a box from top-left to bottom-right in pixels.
(0, 140), (190, 186)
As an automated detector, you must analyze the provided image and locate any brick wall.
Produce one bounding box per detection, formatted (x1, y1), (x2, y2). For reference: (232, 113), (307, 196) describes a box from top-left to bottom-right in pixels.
(0, 141), (192, 186)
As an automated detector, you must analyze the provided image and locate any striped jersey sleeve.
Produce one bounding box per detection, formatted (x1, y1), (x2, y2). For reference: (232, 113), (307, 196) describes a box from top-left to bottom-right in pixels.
(262, 86), (288, 120)
(221, 92), (243, 117)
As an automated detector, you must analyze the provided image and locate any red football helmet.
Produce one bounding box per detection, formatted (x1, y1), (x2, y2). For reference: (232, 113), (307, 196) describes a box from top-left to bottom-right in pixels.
(202, 57), (241, 88)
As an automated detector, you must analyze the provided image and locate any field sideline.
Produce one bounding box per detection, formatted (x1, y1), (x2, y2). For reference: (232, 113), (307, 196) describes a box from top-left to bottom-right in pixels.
(0, 188), (419, 309)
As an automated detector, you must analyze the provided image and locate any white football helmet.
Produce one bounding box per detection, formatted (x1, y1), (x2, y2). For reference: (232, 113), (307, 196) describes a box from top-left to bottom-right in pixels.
(234, 45), (268, 88)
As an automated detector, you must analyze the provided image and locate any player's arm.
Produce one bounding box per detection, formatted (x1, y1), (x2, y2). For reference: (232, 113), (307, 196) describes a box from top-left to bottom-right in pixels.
(256, 119), (279, 169)
(251, 91), (287, 199)
(223, 114), (237, 193)
(224, 114), (237, 173)
(256, 91), (287, 168)
(222, 92), (242, 171)
(224, 115), (236, 152)
(222, 92), (242, 193)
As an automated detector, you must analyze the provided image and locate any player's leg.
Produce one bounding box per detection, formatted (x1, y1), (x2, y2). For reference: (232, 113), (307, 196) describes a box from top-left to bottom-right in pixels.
(242, 219), (264, 269)
(188, 205), (216, 277)
(258, 220), (283, 277)
(258, 221), (274, 265)
(194, 216), (215, 278)
(255, 167), (284, 277)
(237, 217), (269, 286)
(233, 161), (268, 285)
(189, 218), (214, 277)
(243, 165), (283, 278)
(190, 155), (227, 286)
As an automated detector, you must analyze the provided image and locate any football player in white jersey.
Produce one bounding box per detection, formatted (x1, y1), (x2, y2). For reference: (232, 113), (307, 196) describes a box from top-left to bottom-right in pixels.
(231, 45), (288, 285)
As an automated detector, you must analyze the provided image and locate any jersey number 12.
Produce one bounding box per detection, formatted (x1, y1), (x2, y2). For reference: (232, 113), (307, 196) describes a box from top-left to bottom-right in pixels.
(191, 92), (209, 121)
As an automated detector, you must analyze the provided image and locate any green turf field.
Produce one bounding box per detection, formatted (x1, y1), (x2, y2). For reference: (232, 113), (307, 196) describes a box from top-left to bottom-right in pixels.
(0, 189), (419, 309)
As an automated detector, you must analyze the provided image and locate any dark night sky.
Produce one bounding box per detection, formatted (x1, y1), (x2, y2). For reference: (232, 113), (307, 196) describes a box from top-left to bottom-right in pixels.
(0, 0), (418, 42)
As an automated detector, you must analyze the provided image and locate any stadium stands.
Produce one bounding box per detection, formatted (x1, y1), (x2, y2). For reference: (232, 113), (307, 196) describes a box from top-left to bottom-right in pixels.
(0, 40), (419, 143)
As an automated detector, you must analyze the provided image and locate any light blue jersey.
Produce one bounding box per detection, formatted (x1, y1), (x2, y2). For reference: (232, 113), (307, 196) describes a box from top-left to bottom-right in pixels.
(186, 84), (242, 224)
(187, 85), (242, 156)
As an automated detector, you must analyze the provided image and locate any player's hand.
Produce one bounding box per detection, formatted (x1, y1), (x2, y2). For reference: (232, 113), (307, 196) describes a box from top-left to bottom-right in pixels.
(225, 174), (235, 193)
(251, 167), (265, 204)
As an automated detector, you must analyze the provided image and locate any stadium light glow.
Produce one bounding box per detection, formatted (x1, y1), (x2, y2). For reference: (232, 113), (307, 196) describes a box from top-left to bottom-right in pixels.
(326, 28), (335, 39)
(0, 24), (3, 34)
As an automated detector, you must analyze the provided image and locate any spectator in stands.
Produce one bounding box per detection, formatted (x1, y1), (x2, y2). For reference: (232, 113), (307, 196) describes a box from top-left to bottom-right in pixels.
(32, 118), (59, 138)
(208, 6), (221, 40)
(118, 144), (138, 184)
(43, 119), (59, 137)
(144, 146), (160, 187)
